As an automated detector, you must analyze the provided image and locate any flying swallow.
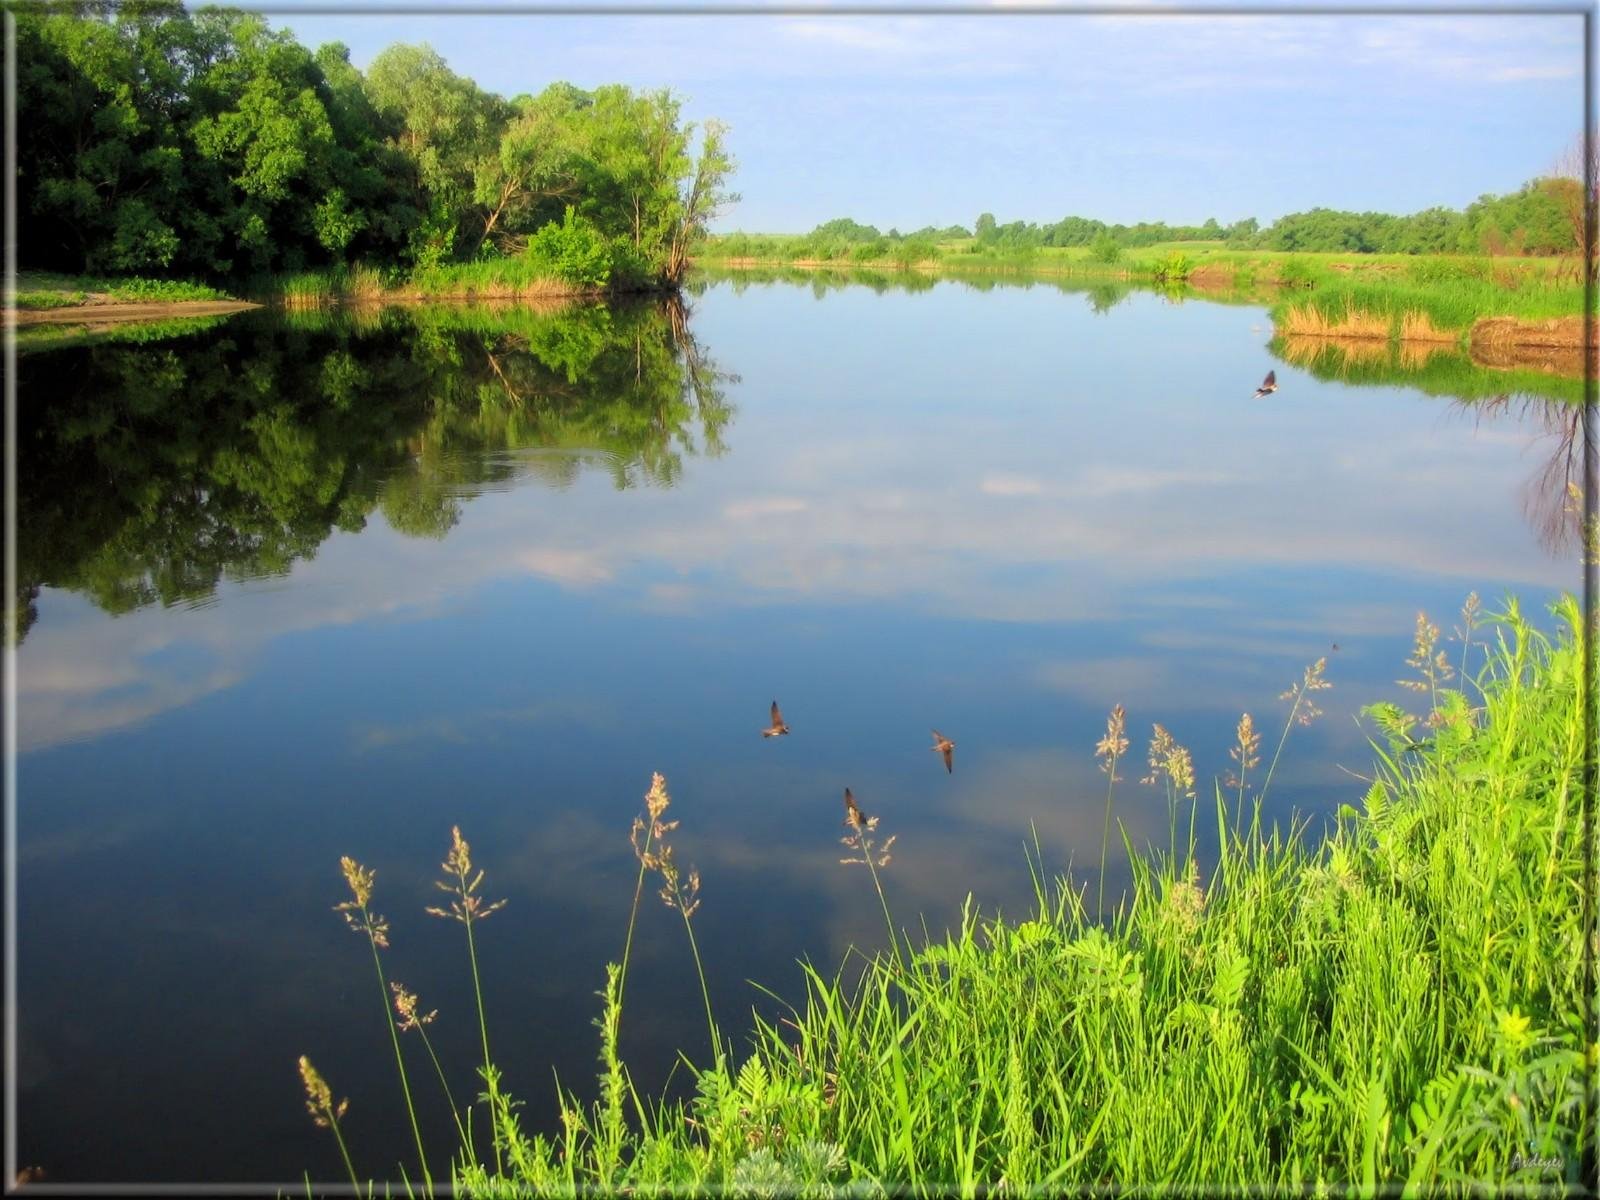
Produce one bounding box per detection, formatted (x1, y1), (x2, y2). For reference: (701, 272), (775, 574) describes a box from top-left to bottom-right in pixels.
(1252, 370), (1278, 399)
(930, 730), (955, 774)
(762, 700), (790, 738)
(843, 787), (870, 829)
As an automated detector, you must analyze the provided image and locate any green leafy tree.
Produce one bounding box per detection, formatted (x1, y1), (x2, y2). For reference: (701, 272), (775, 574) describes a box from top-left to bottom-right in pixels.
(365, 43), (505, 265)
(472, 82), (589, 252)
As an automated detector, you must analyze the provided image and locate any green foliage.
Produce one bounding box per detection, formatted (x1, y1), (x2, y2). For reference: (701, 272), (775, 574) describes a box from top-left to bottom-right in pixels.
(891, 237), (939, 268)
(525, 207), (613, 289)
(105, 278), (228, 302)
(1406, 256), (1490, 286)
(1089, 233), (1122, 264)
(1275, 256), (1320, 289)
(14, 291), (85, 310)
(808, 217), (883, 243)
(1462, 180), (1578, 256)
(16, 8), (736, 289)
(1150, 249), (1193, 281)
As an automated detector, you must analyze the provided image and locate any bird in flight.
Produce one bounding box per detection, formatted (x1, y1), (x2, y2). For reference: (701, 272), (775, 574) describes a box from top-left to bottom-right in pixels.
(1252, 370), (1278, 399)
(843, 787), (872, 829)
(930, 730), (955, 774)
(762, 700), (790, 738)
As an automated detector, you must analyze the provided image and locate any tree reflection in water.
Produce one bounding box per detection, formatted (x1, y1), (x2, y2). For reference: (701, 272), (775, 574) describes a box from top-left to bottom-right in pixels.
(12, 297), (736, 643)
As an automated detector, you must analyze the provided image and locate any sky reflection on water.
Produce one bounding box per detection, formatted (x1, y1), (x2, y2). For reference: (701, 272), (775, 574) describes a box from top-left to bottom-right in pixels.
(13, 277), (1581, 1181)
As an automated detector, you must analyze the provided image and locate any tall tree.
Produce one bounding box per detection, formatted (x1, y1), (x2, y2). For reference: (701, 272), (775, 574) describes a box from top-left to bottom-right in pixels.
(364, 43), (504, 264)
(471, 82), (589, 251)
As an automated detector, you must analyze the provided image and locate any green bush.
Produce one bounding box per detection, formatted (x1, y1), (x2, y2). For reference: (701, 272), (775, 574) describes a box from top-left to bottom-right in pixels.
(525, 207), (613, 289)
(896, 237), (939, 267)
(606, 237), (655, 290)
(1275, 256), (1318, 289)
(1150, 250), (1193, 282)
(1089, 233), (1122, 264)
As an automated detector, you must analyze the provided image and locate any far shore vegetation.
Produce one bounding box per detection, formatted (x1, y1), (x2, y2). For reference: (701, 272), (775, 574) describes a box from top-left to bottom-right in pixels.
(303, 592), (1594, 1195)
(696, 172), (1594, 352)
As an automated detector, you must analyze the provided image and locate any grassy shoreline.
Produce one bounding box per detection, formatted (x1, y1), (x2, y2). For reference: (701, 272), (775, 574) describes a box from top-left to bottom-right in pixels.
(9, 263), (671, 323)
(16, 248), (1586, 357)
(696, 243), (1587, 351)
(306, 593), (1594, 1195)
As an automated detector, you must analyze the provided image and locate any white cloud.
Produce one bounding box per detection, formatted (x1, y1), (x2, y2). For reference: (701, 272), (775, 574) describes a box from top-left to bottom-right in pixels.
(776, 17), (928, 54)
(723, 496), (810, 519)
(1486, 64), (1577, 83)
(980, 473), (1046, 496)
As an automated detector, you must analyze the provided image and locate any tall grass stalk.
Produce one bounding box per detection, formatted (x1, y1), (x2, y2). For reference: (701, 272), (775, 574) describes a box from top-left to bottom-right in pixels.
(840, 794), (903, 972)
(1094, 704), (1128, 922)
(392, 983), (471, 1163)
(298, 1056), (360, 1189)
(334, 858), (432, 1193)
(632, 773), (720, 1062)
(425, 827), (508, 1177)
(619, 775), (669, 1021)
(1258, 656), (1331, 812)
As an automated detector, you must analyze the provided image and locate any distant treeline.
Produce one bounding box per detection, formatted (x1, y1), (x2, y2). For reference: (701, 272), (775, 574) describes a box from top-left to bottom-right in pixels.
(715, 177), (1585, 261)
(16, 1), (736, 289)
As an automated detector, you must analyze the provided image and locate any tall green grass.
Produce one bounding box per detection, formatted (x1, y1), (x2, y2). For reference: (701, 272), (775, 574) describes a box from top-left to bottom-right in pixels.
(1274, 277), (1583, 336)
(303, 595), (1593, 1195)
(257, 259), (630, 308)
(12, 271), (230, 306)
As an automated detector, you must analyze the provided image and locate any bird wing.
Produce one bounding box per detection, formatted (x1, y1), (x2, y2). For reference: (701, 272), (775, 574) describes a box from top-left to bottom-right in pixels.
(771, 700), (784, 727)
(942, 745), (954, 773)
(1263, 370), (1276, 387)
(931, 729), (945, 745)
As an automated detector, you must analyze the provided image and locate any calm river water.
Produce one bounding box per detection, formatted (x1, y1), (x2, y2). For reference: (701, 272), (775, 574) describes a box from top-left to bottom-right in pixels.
(13, 273), (1583, 1181)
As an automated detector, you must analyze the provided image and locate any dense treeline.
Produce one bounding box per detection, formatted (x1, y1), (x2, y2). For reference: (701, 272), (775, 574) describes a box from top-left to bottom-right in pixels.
(714, 174), (1584, 263)
(15, 1), (736, 289)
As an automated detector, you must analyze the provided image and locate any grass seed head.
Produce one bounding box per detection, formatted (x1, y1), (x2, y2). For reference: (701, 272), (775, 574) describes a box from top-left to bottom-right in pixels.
(1231, 712), (1261, 768)
(645, 772), (671, 822)
(442, 825), (472, 879)
(1454, 591), (1482, 641)
(1281, 657), (1332, 724)
(333, 857), (390, 947)
(391, 982), (437, 1032)
(426, 826), (507, 924)
(1399, 613), (1452, 690)
(338, 856), (375, 908)
(632, 773), (680, 866)
(1141, 724), (1195, 797)
(1095, 704), (1129, 778)
(298, 1055), (349, 1128)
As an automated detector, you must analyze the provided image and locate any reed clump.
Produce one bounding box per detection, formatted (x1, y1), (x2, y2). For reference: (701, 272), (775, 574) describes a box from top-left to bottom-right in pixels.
(1279, 301), (1391, 340)
(300, 594), (1591, 1195)
(1398, 308), (1457, 342)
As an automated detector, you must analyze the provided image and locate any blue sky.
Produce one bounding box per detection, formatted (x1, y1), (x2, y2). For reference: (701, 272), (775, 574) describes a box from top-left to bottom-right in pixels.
(240, 3), (1585, 233)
